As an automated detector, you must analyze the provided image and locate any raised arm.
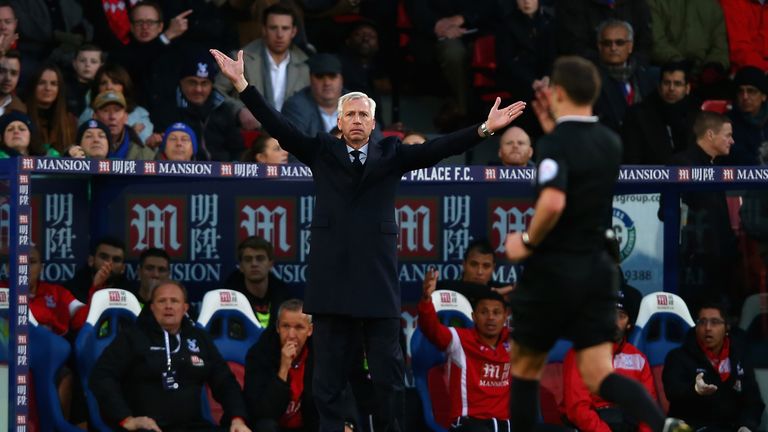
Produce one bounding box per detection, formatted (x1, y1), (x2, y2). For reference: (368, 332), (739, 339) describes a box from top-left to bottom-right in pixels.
(400, 97), (526, 171)
(417, 268), (454, 351)
(209, 49), (320, 164)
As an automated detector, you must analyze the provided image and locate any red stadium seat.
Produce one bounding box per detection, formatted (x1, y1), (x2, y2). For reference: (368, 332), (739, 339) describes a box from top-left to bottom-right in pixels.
(382, 130), (405, 139)
(701, 100), (732, 114)
(471, 35), (512, 102)
(241, 129), (262, 149)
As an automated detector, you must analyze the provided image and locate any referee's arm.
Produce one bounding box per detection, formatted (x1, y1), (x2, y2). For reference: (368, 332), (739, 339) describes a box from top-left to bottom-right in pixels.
(505, 187), (565, 261)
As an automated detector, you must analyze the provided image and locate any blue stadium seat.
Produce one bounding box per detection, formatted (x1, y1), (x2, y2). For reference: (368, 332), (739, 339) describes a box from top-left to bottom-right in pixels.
(74, 289), (142, 432)
(28, 311), (82, 432)
(411, 290), (474, 432)
(629, 292), (694, 413)
(197, 289), (264, 423)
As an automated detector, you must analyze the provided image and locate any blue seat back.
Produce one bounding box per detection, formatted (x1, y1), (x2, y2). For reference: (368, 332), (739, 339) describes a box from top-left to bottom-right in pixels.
(196, 289), (264, 365)
(28, 314), (81, 432)
(629, 292), (694, 366)
(74, 289), (142, 432)
(0, 287), (8, 364)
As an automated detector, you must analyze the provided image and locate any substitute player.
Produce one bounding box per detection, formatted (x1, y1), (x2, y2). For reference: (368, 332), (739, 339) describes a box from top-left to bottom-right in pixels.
(504, 56), (689, 432)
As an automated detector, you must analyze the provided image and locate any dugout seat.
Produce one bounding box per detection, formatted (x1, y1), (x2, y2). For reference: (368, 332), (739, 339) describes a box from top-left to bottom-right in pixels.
(197, 289), (264, 423)
(700, 99), (732, 114)
(629, 292), (694, 413)
(28, 311), (82, 432)
(411, 290), (474, 432)
(74, 288), (142, 432)
(540, 339), (573, 425)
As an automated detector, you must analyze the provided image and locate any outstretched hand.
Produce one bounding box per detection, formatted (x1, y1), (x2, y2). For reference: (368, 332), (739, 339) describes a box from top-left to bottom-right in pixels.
(209, 49), (248, 92)
(485, 97), (526, 134)
(422, 267), (438, 300)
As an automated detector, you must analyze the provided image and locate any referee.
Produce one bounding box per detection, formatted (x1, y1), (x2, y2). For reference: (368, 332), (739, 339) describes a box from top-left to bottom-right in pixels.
(504, 56), (690, 432)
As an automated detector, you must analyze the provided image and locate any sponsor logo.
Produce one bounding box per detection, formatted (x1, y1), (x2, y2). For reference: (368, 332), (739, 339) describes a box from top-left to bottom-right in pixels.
(237, 198), (296, 259)
(396, 198), (439, 259)
(35, 158), (92, 172)
(128, 196), (187, 258)
(612, 208), (636, 261)
(488, 199), (535, 254)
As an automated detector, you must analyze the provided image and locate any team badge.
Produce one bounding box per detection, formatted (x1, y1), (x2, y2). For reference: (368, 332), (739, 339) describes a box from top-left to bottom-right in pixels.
(187, 338), (200, 353)
(538, 158), (558, 184)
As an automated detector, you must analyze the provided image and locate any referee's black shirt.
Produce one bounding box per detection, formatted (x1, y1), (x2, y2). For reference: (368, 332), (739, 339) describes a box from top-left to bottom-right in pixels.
(532, 117), (622, 254)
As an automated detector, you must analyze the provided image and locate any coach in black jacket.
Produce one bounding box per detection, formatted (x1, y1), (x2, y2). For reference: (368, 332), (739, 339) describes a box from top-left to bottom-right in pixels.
(211, 48), (526, 432)
(90, 281), (249, 431)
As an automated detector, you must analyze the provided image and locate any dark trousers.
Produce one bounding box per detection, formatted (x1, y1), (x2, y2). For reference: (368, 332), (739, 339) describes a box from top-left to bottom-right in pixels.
(450, 417), (512, 432)
(312, 315), (404, 432)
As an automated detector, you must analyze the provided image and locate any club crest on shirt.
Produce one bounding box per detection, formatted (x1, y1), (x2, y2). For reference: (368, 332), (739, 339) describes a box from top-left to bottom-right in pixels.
(45, 295), (56, 308)
(187, 338), (200, 353)
(538, 158), (558, 184)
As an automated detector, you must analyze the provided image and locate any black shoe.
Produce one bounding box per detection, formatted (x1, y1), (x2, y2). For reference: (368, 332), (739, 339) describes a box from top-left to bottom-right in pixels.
(662, 418), (692, 432)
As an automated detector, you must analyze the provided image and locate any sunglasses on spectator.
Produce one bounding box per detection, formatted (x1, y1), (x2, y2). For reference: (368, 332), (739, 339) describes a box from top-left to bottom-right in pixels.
(599, 39), (630, 48)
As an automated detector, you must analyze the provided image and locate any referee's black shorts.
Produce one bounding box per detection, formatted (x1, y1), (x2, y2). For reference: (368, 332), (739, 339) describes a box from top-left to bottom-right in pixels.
(510, 250), (619, 352)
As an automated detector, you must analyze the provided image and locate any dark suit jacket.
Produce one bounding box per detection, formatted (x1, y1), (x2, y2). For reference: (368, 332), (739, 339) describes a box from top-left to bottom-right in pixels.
(240, 86), (484, 317)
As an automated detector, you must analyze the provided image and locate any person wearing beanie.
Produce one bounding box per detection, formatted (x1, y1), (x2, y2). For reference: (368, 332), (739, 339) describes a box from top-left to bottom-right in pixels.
(724, 66), (768, 165)
(68, 118), (112, 159)
(0, 111), (52, 157)
(562, 284), (657, 432)
(158, 122), (198, 161)
(148, 51), (243, 161)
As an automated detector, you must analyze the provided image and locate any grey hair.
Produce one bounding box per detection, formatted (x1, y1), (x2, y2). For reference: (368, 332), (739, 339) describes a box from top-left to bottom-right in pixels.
(596, 19), (634, 42)
(759, 141), (768, 165)
(277, 298), (312, 323)
(337, 91), (376, 119)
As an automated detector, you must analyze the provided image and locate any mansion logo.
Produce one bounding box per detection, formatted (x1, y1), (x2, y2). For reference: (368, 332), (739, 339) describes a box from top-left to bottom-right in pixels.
(488, 199), (535, 254)
(127, 196), (187, 258)
(237, 198), (296, 259)
(395, 198), (439, 259)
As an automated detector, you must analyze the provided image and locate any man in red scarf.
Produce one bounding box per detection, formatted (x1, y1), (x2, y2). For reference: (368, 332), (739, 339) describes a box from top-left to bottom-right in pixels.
(663, 301), (765, 431)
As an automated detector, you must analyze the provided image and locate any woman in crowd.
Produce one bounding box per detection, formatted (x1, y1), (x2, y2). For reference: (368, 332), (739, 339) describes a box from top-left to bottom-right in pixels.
(0, 111), (58, 157)
(79, 63), (154, 145)
(67, 119), (111, 159)
(158, 122), (197, 161)
(239, 133), (289, 164)
(25, 64), (77, 155)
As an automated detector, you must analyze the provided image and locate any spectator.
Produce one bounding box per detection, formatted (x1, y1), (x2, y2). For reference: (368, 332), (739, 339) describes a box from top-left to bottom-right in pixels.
(402, 131), (427, 145)
(719, 0), (768, 72)
(723, 66), (768, 166)
(498, 126), (534, 167)
(80, 0), (136, 52)
(621, 62), (700, 165)
(243, 299), (356, 432)
(670, 111), (737, 306)
(663, 301), (765, 431)
(67, 118), (111, 159)
(9, 0), (91, 85)
(214, 3), (309, 113)
(593, 19), (657, 132)
(64, 236), (129, 304)
(420, 268), (511, 431)
(25, 63), (77, 154)
(562, 285), (656, 432)
(495, 0), (556, 103)
(158, 122), (198, 162)
(65, 43), (103, 117)
(239, 133), (289, 164)
(79, 63), (154, 146)
(0, 111), (52, 157)
(282, 53), (384, 142)
(406, 0), (496, 132)
(157, 0), (238, 54)
(0, 2), (19, 57)
(152, 53), (243, 161)
(29, 245), (88, 336)
(89, 280), (251, 431)
(224, 236), (289, 328)
(647, 0), (729, 77)
(438, 239), (515, 305)
(110, 1), (191, 107)
(0, 50), (24, 116)
(135, 248), (170, 304)
(555, 0), (652, 65)
(338, 19), (390, 104)
(91, 90), (156, 160)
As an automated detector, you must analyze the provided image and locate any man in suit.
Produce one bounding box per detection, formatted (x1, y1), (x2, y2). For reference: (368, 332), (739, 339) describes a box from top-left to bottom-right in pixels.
(211, 48), (525, 432)
(214, 3), (309, 113)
